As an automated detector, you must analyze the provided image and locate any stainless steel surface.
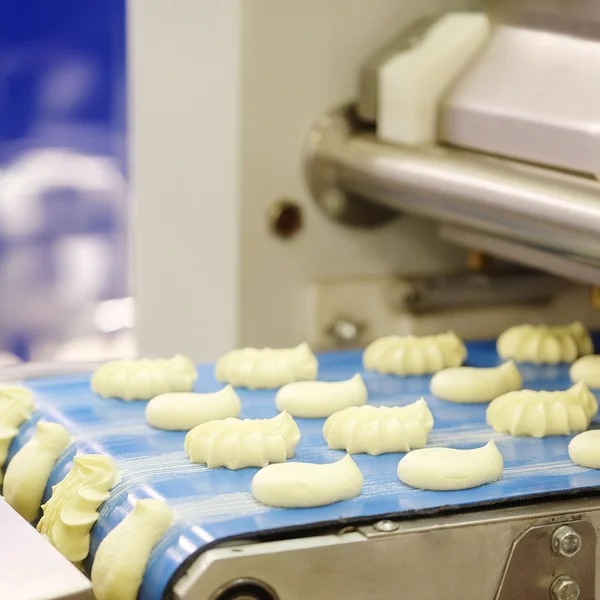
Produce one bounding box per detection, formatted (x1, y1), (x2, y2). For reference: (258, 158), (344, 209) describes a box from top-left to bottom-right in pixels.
(551, 576), (581, 600)
(0, 499), (93, 600)
(440, 25), (600, 174)
(173, 498), (600, 600)
(552, 525), (583, 558)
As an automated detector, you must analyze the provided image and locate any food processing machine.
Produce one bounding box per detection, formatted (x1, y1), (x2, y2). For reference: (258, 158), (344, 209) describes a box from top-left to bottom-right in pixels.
(5, 1), (600, 599)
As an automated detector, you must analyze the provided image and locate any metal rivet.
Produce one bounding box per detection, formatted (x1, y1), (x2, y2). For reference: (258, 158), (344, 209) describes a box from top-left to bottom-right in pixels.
(551, 576), (580, 600)
(552, 525), (582, 557)
(268, 199), (303, 240)
(331, 319), (359, 343)
(374, 520), (399, 533)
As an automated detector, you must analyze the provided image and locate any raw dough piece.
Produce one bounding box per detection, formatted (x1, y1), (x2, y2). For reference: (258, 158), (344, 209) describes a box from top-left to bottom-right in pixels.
(570, 355), (600, 388)
(0, 385), (35, 483)
(91, 499), (174, 600)
(38, 454), (119, 565)
(185, 411), (300, 469)
(323, 399), (434, 455)
(3, 421), (72, 522)
(568, 430), (600, 469)
(91, 355), (197, 401)
(497, 322), (593, 364)
(252, 454), (363, 508)
(275, 374), (367, 418)
(215, 343), (318, 389)
(363, 332), (466, 376)
(397, 440), (503, 491)
(430, 361), (522, 403)
(486, 382), (597, 438)
(146, 386), (241, 430)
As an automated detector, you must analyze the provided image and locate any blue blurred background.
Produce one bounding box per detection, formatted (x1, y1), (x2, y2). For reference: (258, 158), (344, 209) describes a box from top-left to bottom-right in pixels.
(0, 0), (130, 364)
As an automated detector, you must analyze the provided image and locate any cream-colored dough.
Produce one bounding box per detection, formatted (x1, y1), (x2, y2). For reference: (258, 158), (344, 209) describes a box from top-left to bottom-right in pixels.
(323, 399), (434, 455)
(215, 343), (318, 389)
(568, 430), (600, 469)
(497, 321), (592, 364)
(145, 386), (241, 431)
(570, 355), (600, 389)
(0, 385), (35, 483)
(275, 374), (367, 418)
(397, 440), (503, 491)
(91, 499), (174, 600)
(252, 454), (363, 508)
(91, 355), (197, 401)
(486, 382), (597, 438)
(185, 411), (300, 469)
(430, 361), (522, 403)
(3, 421), (72, 522)
(38, 454), (119, 565)
(363, 332), (466, 376)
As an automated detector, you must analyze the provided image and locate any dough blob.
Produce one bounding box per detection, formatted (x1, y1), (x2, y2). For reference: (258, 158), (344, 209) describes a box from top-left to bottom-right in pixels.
(145, 386), (241, 431)
(91, 499), (174, 600)
(0, 385), (35, 483)
(275, 374), (367, 418)
(91, 355), (197, 401)
(497, 321), (592, 364)
(568, 430), (600, 469)
(570, 355), (600, 388)
(3, 421), (72, 522)
(38, 454), (119, 565)
(430, 361), (522, 403)
(215, 343), (318, 389)
(486, 382), (597, 438)
(252, 454), (363, 508)
(185, 411), (300, 469)
(323, 399), (434, 455)
(363, 332), (466, 376)
(397, 440), (503, 491)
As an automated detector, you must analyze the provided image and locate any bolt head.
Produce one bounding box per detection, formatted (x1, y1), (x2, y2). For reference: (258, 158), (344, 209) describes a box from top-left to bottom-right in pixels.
(551, 576), (580, 600)
(374, 520), (399, 533)
(552, 526), (582, 557)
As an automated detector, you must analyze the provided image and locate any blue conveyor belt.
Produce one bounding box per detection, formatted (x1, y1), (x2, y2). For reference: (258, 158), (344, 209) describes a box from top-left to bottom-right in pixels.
(7, 341), (600, 600)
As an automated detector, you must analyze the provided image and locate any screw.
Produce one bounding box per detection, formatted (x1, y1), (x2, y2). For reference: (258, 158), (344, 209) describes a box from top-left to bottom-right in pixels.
(551, 576), (580, 600)
(552, 525), (582, 557)
(331, 319), (360, 344)
(374, 520), (399, 532)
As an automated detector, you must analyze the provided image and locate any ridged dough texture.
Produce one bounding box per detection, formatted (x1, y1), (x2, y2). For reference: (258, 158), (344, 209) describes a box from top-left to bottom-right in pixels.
(145, 386), (241, 431)
(430, 361), (522, 403)
(38, 454), (120, 565)
(363, 332), (466, 375)
(397, 440), (503, 491)
(275, 374), (367, 418)
(215, 343), (318, 389)
(252, 454), (363, 508)
(91, 499), (174, 600)
(486, 382), (598, 438)
(0, 385), (35, 483)
(568, 430), (600, 469)
(3, 421), (72, 522)
(91, 355), (197, 401)
(570, 355), (600, 389)
(323, 399), (434, 455)
(497, 321), (593, 364)
(185, 412), (301, 469)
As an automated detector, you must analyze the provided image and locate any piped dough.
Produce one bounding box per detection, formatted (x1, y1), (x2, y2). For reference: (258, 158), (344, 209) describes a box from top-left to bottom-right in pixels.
(252, 454), (363, 508)
(323, 399), (434, 455)
(145, 386), (241, 431)
(91, 499), (174, 600)
(363, 332), (466, 376)
(430, 361), (522, 403)
(184, 411), (300, 469)
(3, 421), (73, 522)
(0, 385), (35, 483)
(215, 343), (318, 389)
(397, 440), (503, 491)
(568, 430), (600, 469)
(275, 374), (367, 418)
(38, 454), (120, 565)
(497, 321), (593, 364)
(91, 355), (197, 401)
(570, 355), (600, 389)
(486, 382), (597, 438)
